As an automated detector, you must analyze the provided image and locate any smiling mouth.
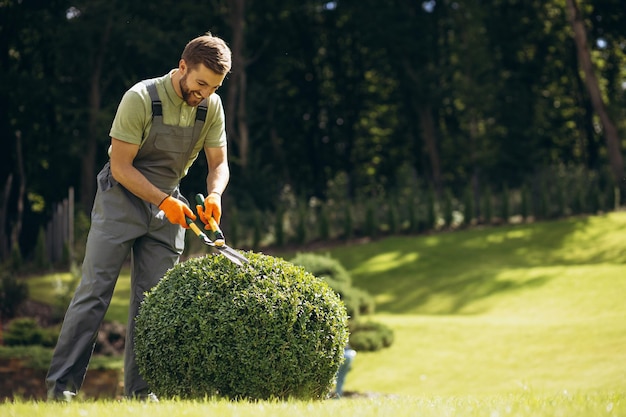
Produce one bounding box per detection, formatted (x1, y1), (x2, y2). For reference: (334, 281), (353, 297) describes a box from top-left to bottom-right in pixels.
(193, 92), (203, 99)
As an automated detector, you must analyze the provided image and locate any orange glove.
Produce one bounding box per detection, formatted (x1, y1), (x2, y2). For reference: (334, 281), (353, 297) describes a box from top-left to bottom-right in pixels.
(159, 196), (195, 228)
(196, 192), (222, 230)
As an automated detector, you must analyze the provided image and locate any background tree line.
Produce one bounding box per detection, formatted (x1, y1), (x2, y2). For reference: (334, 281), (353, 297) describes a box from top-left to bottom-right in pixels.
(1, 0), (625, 263)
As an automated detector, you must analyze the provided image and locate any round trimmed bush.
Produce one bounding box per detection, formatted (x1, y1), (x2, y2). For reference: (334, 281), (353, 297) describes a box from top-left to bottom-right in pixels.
(134, 252), (349, 400)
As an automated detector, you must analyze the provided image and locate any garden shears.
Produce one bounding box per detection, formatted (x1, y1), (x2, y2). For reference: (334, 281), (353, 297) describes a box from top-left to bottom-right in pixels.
(185, 193), (248, 266)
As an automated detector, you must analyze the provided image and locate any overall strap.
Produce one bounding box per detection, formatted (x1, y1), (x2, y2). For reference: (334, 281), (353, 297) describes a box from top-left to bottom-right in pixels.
(192, 99), (208, 142)
(142, 78), (163, 119)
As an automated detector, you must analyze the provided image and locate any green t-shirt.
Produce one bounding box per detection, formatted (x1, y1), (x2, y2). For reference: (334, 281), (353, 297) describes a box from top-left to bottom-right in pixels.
(109, 70), (226, 175)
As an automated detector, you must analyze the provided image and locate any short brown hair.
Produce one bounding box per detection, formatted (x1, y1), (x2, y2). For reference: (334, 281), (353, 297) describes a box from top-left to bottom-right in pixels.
(182, 33), (232, 74)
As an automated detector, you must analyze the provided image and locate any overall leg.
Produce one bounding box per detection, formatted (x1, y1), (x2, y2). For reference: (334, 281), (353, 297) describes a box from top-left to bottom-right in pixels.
(124, 219), (185, 397)
(47, 165), (146, 400)
(46, 229), (131, 399)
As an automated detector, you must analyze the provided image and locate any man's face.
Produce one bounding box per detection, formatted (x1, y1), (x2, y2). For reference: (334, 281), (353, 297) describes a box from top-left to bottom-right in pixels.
(179, 62), (226, 107)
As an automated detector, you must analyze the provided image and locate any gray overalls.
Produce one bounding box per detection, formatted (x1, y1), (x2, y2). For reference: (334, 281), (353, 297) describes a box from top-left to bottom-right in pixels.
(46, 79), (208, 399)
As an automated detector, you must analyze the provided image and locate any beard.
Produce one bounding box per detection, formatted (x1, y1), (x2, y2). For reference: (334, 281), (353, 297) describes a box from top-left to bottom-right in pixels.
(179, 74), (203, 107)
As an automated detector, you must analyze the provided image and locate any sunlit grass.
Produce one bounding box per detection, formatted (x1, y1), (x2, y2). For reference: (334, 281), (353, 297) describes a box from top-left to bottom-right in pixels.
(3, 393), (625, 417)
(25, 270), (131, 324)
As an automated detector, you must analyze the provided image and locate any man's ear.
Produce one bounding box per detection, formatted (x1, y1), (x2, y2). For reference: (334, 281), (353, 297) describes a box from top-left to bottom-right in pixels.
(178, 59), (187, 74)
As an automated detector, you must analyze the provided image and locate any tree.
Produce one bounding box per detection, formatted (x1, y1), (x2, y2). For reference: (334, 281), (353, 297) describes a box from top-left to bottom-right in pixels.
(565, 0), (624, 186)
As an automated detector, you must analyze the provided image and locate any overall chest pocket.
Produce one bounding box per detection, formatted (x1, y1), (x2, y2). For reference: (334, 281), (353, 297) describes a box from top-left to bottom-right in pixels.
(153, 128), (193, 153)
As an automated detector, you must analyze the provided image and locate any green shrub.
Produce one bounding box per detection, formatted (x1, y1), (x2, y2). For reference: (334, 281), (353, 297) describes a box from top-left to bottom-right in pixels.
(4, 318), (58, 347)
(289, 253), (370, 319)
(348, 320), (395, 352)
(289, 253), (352, 287)
(134, 253), (349, 400)
(0, 271), (29, 320)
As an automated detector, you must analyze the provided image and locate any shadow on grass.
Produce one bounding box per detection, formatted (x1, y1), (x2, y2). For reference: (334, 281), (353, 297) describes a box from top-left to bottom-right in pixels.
(327, 216), (600, 314)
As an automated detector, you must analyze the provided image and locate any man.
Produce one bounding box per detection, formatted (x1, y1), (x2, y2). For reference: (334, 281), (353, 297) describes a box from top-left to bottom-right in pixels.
(46, 33), (232, 401)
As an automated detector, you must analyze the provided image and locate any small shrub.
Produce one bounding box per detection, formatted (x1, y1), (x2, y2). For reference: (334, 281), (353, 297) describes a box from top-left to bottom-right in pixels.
(349, 320), (395, 352)
(290, 253), (352, 287)
(135, 253), (349, 400)
(4, 318), (58, 347)
(0, 271), (29, 320)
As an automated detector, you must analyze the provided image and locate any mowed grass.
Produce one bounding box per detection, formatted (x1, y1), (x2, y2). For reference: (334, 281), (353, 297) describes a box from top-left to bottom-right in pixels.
(322, 212), (626, 397)
(13, 212), (626, 415)
(4, 393), (625, 417)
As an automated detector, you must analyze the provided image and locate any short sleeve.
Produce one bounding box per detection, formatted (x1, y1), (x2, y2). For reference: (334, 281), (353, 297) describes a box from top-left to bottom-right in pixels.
(109, 87), (151, 145)
(202, 94), (227, 148)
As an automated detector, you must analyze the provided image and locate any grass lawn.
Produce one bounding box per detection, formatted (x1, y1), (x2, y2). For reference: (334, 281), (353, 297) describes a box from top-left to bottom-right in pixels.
(14, 212), (626, 415)
(323, 212), (626, 396)
(3, 393), (625, 417)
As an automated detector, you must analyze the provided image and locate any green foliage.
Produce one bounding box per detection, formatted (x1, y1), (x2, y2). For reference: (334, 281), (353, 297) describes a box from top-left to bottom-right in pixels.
(364, 202), (377, 238)
(406, 198), (418, 234)
(426, 189), (436, 230)
(443, 189), (453, 227)
(348, 320), (395, 352)
(317, 206), (330, 241)
(3, 318), (58, 347)
(134, 253), (349, 400)
(274, 206), (285, 247)
(289, 253), (352, 287)
(289, 252), (374, 320)
(289, 253), (387, 350)
(252, 210), (262, 250)
(0, 271), (29, 320)
(387, 203), (399, 235)
(0, 346), (54, 370)
(343, 205), (354, 241)
(295, 204), (307, 245)
(521, 184), (531, 220)
(500, 186), (510, 224)
(463, 186), (474, 227)
(481, 187), (493, 224)
(228, 207), (240, 248)
(10, 244), (23, 273)
(34, 226), (49, 270)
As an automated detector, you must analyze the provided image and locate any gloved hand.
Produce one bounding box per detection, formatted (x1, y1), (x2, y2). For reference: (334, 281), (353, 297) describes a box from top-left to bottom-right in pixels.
(159, 196), (195, 228)
(196, 192), (222, 230)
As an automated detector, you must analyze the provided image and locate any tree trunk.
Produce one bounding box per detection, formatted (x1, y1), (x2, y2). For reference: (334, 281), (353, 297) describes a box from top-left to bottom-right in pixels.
(416, 105), (442, 195)
(80, 15), (113, 213)
(565, 0), (624, 185)
(0, 173), (13, 261)
(226, 0), (249, 170)
(10, 131), (25, 254)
